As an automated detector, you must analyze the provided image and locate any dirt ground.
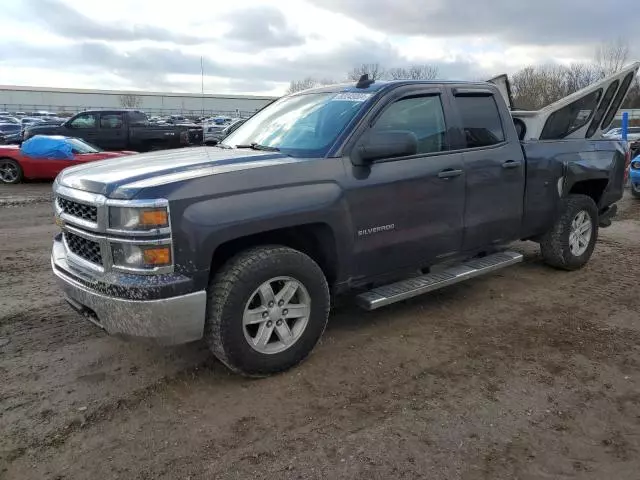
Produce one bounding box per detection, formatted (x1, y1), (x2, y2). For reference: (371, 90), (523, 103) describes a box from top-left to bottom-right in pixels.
(1, 183), (639, 480)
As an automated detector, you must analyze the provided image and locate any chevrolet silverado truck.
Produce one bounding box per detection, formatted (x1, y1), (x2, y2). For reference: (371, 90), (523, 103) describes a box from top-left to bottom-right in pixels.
(25, 109), (195, 152)
(51, 63), (638, 376)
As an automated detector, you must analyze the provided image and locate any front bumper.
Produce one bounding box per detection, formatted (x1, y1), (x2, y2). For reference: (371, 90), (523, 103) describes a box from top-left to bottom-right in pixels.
(52, 236), (206, 345)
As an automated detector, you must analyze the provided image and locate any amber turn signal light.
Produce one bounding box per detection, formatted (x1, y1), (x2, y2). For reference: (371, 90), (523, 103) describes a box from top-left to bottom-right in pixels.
(139, 209), (169, 227)
(142, 246), (171, 265)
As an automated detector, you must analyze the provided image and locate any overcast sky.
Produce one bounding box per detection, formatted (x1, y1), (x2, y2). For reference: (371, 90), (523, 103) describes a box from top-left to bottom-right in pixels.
(1, 0), (638, 96)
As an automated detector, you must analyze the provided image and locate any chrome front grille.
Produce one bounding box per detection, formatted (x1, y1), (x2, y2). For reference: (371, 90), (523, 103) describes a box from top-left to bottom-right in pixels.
(53, 183), (173, 275)
(58, 197), (98, 223)
(64, 231), (103, 265)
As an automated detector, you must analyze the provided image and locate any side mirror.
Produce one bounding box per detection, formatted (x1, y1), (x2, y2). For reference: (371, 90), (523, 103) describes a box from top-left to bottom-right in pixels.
(354, 130), (418, 165)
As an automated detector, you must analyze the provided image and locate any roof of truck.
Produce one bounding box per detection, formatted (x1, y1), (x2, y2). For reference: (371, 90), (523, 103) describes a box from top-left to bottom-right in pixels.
(292, 79), (490, 96)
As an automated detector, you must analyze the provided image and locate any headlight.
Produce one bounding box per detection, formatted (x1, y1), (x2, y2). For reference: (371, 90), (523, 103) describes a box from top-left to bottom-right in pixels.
(109, 206), (169, 231)
(111, 243), (172, 269)
(631, 161), (640, 170)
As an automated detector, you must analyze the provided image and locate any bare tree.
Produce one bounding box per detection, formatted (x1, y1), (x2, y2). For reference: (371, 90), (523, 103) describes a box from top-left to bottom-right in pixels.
(564, 63), (605, 95)
(119, 94), (143, 108)
(511, 65), (566, 110)
(511, 63), (607, 110)
(347, 63), (385, 81)
(286, 77), (337, 94)
(594, 38), (629, 75)
(386, 64), (439, 80)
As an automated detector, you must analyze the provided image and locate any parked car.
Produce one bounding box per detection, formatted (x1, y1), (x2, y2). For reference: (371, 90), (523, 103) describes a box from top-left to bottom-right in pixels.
(23, 109), (197, 152)
(602, 126), (640, 141)
(20, 117), (44, 127)
(50, 63), (637, 376)
(0, 135), (136, 184)
(630, 153), (640, 198)
(0, 116), (20, 124)
(203, 119), (245, 145)
(0, 123), (22, 144)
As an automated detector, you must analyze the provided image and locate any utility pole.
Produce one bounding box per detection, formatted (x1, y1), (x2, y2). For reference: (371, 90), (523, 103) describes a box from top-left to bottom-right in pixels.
(201, 56), (205, 117)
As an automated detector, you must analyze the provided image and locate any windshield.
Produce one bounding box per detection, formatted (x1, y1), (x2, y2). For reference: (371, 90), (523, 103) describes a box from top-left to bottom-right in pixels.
(221, 92), (372, 156)
(66, 137), (102, 153)
(0, 124), (21, 132)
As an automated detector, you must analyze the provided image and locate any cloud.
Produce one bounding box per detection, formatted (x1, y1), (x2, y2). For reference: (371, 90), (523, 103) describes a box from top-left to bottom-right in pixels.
(14, 0), (211, 44)
(221, 6), (306, 50)
(308, 0), (640, 54)
(1, 37), (493, 88)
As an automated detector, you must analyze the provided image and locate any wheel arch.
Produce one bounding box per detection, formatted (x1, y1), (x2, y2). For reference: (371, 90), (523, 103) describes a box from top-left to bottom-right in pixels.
(209, 223), (340, 287)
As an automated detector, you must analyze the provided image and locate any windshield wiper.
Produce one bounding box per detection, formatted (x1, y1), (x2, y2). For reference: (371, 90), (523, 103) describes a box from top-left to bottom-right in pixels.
(235, 143), (280, 152)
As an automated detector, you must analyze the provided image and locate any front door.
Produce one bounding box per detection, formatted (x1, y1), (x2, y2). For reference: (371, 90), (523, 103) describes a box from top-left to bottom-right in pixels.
(343, 87), (466, 279)
(64, 113), (100, 147)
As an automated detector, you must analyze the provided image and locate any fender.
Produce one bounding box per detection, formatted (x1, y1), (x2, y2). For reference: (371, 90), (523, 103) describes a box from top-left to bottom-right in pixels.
(179, 181), (353, 280)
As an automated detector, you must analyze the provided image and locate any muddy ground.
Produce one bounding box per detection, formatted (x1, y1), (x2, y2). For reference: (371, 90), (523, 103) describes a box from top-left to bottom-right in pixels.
(1, 182), (639, 480)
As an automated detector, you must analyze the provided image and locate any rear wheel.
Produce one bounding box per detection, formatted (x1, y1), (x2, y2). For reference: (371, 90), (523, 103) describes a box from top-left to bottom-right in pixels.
(540, 194), (598, 270)
(0, 158), (23, 184)
(204, 246), (330, 376)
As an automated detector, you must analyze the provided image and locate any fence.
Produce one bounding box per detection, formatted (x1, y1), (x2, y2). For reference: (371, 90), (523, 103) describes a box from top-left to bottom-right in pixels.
(0, 104), (260, 119)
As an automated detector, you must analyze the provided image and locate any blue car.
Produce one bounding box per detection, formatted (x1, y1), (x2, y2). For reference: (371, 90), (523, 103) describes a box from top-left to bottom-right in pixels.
(631, 153), (640, 198)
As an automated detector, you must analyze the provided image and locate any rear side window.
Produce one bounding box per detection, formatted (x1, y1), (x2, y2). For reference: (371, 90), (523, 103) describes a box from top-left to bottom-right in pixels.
(601, 72), (635, 130)
(372, 95), (448, 154)
(128, 112), (149, 126)
(453, 95), (505, 148)
(540, 89), (602, 139)
(100, 113), (124, 129)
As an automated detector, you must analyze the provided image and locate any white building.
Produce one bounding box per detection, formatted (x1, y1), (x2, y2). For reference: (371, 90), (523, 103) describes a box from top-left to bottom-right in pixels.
(0, 85), (277, 117)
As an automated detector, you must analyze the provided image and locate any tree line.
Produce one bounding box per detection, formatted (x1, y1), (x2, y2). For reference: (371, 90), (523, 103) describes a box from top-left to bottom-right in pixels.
(286, 39), (640, 110)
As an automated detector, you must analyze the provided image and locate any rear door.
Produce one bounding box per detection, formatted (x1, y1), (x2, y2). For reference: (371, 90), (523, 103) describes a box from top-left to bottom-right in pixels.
(98, 112), (126, 150)
(448, 88), (526, 250)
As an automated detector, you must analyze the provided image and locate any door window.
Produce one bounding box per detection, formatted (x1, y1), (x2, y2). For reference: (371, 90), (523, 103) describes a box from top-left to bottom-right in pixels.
(371, 95), (448, 154)
(69, 113), (97, 129)
(129, 111), (149, 126)
(453, 95), (505, 147)
(100, 113), (124, 129)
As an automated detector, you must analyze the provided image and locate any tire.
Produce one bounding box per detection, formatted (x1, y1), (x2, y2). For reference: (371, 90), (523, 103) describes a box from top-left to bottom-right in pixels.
(540, 194), (598, 271)
(204, 246), (330, 376)
(632, 182), (640, 199)
(0, 158), (23, 184)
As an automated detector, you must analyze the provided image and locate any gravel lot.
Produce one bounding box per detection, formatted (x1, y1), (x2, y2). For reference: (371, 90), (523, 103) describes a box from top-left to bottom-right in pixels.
(1, 182), (639, 480)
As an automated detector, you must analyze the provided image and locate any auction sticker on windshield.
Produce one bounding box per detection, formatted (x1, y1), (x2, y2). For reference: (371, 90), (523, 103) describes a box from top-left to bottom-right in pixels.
(332, 92), (373, 102)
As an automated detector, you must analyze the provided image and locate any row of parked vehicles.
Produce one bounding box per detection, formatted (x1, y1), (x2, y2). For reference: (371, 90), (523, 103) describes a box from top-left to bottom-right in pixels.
(0, 108), (251, 149)
(0, 108), (252, 184)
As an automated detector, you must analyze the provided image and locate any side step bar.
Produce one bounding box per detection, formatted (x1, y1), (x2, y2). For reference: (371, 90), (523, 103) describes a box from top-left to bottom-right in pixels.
(356, 251), (523, 310)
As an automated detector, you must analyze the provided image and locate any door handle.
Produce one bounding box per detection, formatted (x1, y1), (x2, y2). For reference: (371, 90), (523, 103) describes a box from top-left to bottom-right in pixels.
(502, 160), (521, 169)
(438, 168), (463, 179)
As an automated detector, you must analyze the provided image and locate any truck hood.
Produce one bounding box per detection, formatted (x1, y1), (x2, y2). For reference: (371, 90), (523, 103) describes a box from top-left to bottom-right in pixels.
(57, 146), (297, 199)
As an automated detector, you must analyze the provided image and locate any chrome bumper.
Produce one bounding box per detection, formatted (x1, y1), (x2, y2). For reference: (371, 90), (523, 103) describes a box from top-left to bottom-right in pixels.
(52, 241), (206, 345)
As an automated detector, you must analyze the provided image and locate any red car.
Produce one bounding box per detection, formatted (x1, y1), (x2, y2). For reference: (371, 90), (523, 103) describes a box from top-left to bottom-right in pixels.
(0, 137), (136, 184)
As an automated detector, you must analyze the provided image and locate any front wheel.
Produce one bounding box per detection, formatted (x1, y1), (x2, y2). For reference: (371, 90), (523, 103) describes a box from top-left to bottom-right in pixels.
(0, 158), (23, 184)
(204, 246), (330, 376)
(540, 194), (598, 271)
(632, 182), (640, 199)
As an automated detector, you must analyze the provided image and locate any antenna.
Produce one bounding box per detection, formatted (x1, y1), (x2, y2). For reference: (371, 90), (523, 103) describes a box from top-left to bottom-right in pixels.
(356, 73), (375, 89)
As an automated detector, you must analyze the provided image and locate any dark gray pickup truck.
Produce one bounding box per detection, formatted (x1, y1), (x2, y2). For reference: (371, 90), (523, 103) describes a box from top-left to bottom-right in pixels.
(51, 63), (638, 376)
(25, 109), (197, 151)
